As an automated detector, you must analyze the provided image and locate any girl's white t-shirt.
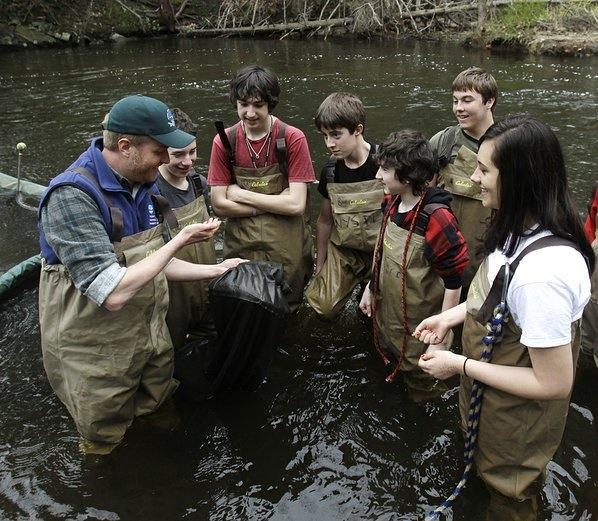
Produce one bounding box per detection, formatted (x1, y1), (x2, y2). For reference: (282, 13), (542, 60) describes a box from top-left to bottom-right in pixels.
(485, 230), (591, 348)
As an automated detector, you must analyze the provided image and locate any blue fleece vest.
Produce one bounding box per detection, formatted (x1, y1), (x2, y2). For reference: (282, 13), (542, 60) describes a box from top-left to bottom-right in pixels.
(39, 137), (160, 264)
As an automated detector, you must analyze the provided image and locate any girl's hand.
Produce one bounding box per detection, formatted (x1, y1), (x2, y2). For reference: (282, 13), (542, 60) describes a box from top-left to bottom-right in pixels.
(359, 283), (372, 317)
(413, 314), (450, 345)
(418, 350), (464, 380)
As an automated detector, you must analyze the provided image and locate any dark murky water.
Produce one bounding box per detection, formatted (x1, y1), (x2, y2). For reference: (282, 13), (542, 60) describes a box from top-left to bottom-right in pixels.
(0, 37), (597, 520)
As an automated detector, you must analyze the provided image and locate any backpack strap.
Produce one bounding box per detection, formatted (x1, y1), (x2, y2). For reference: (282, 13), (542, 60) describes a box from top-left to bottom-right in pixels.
(323, 156), (336, 184)
(189, 173), (204, 197)
(215, 121), (237, 171)
(70, 166), (124, 242)
(413, 202), (449, 236)
(476, 235), (581, 324)
(323, 142), (378, 185)
(437, 126), (459, 169)
(275, 122), (288, 178)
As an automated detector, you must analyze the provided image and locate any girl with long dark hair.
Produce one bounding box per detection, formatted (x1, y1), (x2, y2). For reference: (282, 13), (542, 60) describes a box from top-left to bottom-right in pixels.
(414, 115), (594, 518)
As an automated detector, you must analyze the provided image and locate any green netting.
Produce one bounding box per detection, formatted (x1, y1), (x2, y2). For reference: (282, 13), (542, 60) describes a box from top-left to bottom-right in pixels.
(0, 172), (45, 199)
(0, 255), (41, 299)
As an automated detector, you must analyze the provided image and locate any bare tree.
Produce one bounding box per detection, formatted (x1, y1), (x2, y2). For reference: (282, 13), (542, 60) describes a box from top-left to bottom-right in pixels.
(158, 0), (176, 32)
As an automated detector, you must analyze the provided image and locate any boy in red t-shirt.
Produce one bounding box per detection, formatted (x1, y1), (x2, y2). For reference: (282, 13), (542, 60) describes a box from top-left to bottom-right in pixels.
(207, 65), (315, 307)
(582, 184), (598, 366)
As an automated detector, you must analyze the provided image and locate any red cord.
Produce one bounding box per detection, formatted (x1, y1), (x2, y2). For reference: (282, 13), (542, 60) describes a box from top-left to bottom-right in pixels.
(373, 190), (427, 383)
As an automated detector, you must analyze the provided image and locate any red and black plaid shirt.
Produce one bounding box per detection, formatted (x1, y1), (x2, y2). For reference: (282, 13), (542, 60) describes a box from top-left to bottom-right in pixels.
(383, 189), (470, 289)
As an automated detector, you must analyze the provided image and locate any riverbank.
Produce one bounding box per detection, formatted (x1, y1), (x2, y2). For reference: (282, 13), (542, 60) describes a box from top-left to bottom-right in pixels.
(0, 0), (596, 57)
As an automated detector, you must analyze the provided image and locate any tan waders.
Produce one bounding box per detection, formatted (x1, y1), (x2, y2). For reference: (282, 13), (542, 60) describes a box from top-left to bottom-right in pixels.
(305, 179), (384, 319)
(39, 224), (178, 453)
(438, 145), (491, 287)
(375, 219), (447, 401)
(581, 241), (598, 367)
(167, 195), (217, 349)
(223, 162), (312, 308)
(460, 259), (581, 519)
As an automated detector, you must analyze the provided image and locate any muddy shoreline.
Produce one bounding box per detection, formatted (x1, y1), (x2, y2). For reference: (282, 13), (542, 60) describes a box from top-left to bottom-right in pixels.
(1, 18), (596, 58)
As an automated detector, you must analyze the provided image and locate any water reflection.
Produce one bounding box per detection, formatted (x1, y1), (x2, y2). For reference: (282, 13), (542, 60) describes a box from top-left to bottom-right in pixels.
(0, 38), (597, 520)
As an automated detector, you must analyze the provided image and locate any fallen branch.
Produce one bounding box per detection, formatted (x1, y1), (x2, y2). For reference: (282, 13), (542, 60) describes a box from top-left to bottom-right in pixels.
(115, 0), (146, 28)
(183, 17), (353, 36)
(175, 0), (189, 19)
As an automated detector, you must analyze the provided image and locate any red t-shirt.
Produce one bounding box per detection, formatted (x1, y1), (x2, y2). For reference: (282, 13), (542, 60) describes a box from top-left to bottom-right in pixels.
(584, 184), (598, 244)
(207, 118), (315, 186)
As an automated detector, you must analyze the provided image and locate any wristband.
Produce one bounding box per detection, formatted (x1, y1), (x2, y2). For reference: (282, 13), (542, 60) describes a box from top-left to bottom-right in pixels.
(463, 357), (470, 377)
(251, 207), (257, 217)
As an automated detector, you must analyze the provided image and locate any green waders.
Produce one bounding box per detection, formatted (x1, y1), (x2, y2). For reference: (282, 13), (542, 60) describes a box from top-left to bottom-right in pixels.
(375, 219), (447, 401)
(438, 145), (491, 287)
(305, 179), (384, 320)
(581, 238), (598, 367)
(223, 162), (312, 309)
(39, 224), (178, 449)
(460, 259), (581, 519)
(166, 194), (217, 349)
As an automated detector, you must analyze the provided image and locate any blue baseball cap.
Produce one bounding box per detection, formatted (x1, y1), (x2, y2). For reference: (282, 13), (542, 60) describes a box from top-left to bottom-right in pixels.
(105, 95), (195, 149)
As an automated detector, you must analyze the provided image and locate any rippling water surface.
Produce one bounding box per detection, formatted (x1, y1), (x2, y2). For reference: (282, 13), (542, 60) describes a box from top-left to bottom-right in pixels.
(0, 37), (596, 520)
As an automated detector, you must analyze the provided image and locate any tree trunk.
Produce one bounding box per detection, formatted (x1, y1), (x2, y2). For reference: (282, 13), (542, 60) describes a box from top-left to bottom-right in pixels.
(478, 0), (487, 29)
(158, 0), (176, 32)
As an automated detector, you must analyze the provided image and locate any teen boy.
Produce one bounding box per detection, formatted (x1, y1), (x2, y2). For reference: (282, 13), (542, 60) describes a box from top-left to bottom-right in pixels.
(208, 65), (315, 308)
(359, 130), (469, 401)
(305, 92), (384, 320)
(430, 66), (497, 286)
(156, 109), (217, 349)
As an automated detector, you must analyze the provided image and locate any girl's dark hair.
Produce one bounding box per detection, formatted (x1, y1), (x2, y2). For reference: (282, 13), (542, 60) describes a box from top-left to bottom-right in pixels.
(374, 130), (438, 196)
(229, 65), (280, 111)
(481, 114), (594, 274)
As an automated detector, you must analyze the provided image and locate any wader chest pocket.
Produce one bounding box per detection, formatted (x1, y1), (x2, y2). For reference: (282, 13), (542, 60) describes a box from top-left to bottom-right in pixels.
(379, 224), (422, 288)
(235, 169), (286, 195)
(442, 171), (483, 200)
(329, 189), (383, 252)
(330, 191), (382, 226)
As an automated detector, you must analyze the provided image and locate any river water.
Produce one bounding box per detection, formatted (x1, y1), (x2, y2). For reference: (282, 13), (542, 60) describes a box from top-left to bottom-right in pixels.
(0, 37), (596, 520)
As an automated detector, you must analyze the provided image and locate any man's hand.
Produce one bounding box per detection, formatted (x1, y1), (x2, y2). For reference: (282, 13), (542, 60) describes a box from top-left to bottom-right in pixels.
(215, 257), (249, 276)
(177, 218), (221, 246)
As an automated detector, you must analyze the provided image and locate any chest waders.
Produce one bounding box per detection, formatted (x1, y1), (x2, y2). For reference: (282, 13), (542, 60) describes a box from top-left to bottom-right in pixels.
(438, 143), (491, 288)
(371, 194), (449, 401)
(39, 181), (179, 448)
(215, 121), (313, 308)
(166, 190), (217, 349)
(427, 236), (582, 520)
(305, 172), (384, 320)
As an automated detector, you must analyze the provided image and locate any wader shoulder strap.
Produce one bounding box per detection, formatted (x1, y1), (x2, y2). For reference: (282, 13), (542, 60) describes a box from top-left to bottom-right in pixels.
(70, 166), (124, 242)
(151, 194), (179, 244)
(438, 126), (459, 169)
(414, 202), (449, 236)
(275, 122), (288, 178)
(215, 121), (237, 170)
(476, 235), (580, 324)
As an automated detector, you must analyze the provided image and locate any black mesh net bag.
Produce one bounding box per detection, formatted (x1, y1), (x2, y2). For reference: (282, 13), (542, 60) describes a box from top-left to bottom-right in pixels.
(173, 261), (290, 400)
